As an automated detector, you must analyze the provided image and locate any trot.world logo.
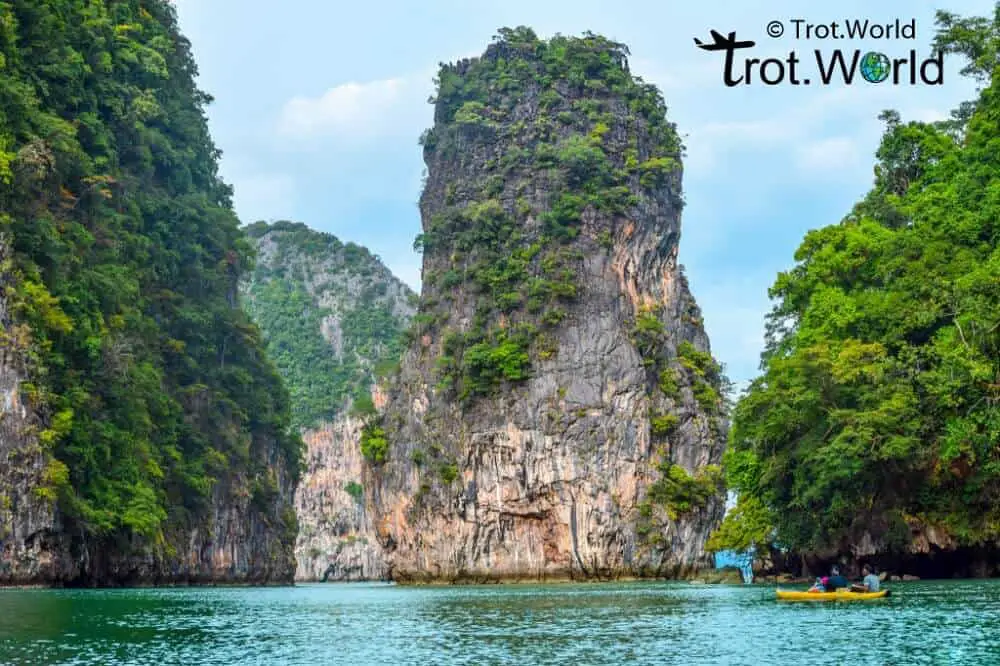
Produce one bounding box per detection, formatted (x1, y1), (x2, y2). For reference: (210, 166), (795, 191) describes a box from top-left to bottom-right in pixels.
(694, 25), (945, 87)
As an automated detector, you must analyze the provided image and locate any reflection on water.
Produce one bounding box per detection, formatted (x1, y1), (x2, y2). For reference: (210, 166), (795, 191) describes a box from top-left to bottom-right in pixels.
(1, 580), (999, 665)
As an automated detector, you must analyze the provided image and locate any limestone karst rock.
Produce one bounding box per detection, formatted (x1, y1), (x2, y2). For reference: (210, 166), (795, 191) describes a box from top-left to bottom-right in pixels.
(365, 27), (730, 582)
(242, 222), (415, 581)
(0, 1), (299, 585)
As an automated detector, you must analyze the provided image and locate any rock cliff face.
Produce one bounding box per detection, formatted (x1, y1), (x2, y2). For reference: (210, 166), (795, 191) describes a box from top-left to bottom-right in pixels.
(2, 228), (299, 585)
(369, 28), (729, 582)
(294, 417), (387, 581)
(242, 222), (414, 580)
(0, 235), (71, 581)
(0, 1), (300, 585)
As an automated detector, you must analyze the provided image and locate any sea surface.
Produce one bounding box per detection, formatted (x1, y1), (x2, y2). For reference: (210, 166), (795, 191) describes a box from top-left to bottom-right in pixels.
(1, 579), (998, 665)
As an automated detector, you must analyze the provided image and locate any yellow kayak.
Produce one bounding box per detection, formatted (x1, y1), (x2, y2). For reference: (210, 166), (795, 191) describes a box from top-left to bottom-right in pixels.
(776, 589), (890, 601)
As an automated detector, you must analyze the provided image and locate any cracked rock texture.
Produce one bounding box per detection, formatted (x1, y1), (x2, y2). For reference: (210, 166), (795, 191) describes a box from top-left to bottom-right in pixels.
(243, 222), (414, 580)
(1, 237), (298, 586)
(293, 416), (387, 581)
(369, 31), (730, 583)
(0, 235), (71, 582)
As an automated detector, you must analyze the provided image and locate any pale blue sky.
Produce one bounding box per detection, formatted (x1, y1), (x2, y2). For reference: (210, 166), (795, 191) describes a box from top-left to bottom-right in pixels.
(173, 0), (991, 388)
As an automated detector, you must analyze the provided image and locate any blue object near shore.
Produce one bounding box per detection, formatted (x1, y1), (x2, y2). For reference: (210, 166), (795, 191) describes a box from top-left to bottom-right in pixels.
(714, 548), (755, 583)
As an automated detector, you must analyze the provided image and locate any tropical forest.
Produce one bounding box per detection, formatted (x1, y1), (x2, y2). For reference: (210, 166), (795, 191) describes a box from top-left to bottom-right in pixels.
(1, 0), (1000, 663)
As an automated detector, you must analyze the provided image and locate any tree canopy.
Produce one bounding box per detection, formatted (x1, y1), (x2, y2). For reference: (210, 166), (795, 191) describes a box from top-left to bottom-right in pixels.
(0, 0), (301, 549)
(711, 4), (1000, 555)
(242, 221), (414, 430)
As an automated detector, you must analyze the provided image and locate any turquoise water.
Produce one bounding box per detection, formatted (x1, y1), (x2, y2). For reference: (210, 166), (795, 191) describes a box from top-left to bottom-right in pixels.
(1, 580), (999, 664)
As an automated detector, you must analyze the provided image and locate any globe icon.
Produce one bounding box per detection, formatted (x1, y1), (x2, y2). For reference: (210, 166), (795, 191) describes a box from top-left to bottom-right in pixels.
(860, 52), (890, 83)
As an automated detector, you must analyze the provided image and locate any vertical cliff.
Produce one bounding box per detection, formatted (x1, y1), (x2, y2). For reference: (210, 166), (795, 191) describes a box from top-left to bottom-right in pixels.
(370, 28), (729, 582)
(0, 234), (72, 580)
(0, 1), (301, 584)
(293, 416), (386, 581)
(242, 221), (415, 580)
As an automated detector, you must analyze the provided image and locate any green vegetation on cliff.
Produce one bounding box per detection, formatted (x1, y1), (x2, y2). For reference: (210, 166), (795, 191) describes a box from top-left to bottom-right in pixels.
(638, 459), (724, 544)
(243, 220), (415, 430)
(397, 26), (729, 557)
(712, 7), (1000, 555)
(0, 1), (300, 548)
(412, 26), (686, 403)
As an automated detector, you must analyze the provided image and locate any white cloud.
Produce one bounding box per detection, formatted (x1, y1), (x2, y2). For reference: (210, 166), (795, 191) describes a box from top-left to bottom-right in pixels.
(794, 136), (864, 173)
(695, 87), (852, 139)
(692, 116), (789, 145)
(681, 115), (797, 176)
(679, 84), (934, 177)
(227, 172), (295, 223)
(278, 78), (418, 140)
(276, 54), (478, 145)
(631, 57), (719, 92)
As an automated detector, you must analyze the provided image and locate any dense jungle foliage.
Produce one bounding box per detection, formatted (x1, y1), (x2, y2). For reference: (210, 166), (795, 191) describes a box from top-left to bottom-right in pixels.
(0, 1), (301, 547)
(710, 5), (1000, 555)
(242, 220), (414, 430)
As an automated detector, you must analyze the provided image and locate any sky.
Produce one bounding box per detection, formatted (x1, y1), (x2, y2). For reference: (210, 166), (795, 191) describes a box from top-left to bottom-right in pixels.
(172, 0), (993, 389)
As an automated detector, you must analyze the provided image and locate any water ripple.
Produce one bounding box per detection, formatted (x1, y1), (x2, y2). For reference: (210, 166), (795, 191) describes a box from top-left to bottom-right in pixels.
(1, 580), (999, 665)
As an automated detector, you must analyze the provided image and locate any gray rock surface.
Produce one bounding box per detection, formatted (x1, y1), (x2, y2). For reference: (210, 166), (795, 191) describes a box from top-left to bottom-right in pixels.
(293, 414), (387, 581)
(0, 235), (297, 585)
(243, 223), (415, 581)
(0, 234), (72, 582)
(369, 43), (730, 583)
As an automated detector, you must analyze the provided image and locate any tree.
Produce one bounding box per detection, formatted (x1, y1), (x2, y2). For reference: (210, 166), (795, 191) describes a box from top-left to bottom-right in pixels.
(712, 4), (1000, 555)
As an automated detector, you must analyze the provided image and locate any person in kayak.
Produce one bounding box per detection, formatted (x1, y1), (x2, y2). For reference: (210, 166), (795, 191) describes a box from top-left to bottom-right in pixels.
(850, 565), (880, 592)
(863, 566), (881, 591)
(807, 577), (827, 592)
(825, 565), (850, 591)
